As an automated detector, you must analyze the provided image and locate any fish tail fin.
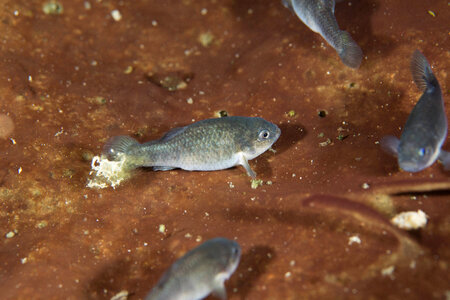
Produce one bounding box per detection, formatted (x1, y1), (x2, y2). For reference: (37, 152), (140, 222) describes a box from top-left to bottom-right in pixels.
(410, 50), (439, 91)
(103, 135), (140, 162)
(438, 150), (450, 171)
(338, 30), (363, 69)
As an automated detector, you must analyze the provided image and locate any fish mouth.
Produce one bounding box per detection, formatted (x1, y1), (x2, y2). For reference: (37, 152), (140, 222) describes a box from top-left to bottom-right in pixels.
(273, 125), (281, 141)
(399, 160), (429, 173)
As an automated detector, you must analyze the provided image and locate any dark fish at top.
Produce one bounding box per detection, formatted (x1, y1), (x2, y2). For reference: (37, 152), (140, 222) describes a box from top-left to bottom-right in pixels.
(145, 237), (241, 300)
(381, 50), (450, 172)
(104, 116), (281, 178)
(282, 0), (363, 68)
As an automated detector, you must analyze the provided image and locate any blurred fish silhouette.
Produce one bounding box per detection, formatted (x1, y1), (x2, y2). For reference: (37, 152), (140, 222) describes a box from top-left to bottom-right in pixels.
(146, 238), (241, 300)
(282, 0), (363, 68)
(381, 50), (450, 172)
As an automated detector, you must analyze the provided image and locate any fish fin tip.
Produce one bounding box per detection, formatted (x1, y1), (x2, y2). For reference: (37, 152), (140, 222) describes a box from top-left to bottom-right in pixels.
(338, 31), (363, 68)
(438, 150), (450, 170)
(103, 136), (139, 160)
(410, 50), (437, 91)
(211, 283), (227, 300)
(239, 154), (256, 177)
(153, 166), (176, 171)
(380, 135), (400, 157)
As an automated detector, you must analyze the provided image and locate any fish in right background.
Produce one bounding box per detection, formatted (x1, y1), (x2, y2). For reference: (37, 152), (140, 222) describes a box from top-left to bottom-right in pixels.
(380, 50), (450, 172)
(145, 237), (241, 300)
(282, 0), (363, 68)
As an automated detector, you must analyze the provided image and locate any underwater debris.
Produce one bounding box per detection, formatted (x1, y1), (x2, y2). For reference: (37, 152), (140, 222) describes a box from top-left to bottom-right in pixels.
(111, 9), (122, 22)
(348, 235), (361, 245)
(198, 31), (215, 47)
(391, 210), (428, 230)
(42, 1), (63, 15)
(251, 179), (264, 189)
(86, 154), (131, 189)
(110, 290), (128, 300)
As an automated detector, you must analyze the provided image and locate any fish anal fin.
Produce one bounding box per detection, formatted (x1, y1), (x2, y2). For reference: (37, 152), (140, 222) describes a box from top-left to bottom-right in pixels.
(153, 166), (176, 171)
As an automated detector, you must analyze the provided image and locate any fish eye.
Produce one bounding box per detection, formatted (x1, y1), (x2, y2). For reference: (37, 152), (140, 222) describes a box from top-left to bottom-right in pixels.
(418, 148), (425, 156)
(259, 130), (270, 140)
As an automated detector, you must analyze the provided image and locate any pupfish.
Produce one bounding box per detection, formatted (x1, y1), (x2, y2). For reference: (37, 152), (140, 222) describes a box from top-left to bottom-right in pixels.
(282, 0), (363, 68)
(381, 50), (450, 172)
(145, 237), (241, 300)
(104, 116), (281, 178)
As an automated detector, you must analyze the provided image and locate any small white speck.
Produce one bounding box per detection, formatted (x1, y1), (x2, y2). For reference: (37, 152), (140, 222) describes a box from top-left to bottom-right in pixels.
(186, 97), (193, 104)
(54, 127), (64, 137)
(361, 182), (370, 189)
(348, 235), (361, 245)
(111, 9), (122, 21)
(21, 257), (27, 264)
(196, 235), (202, 242)
(292, 173), (296, 177)
(228, 181), (235, 188)
(151, 20), (158, 26)
(91, 60), (98, 66)
(84, 1), (91, 10)
(158, 224), (165, 234)
(5, 231), (15, 238)
(381, 265), (395, 277)
(200, 8), (208, 15)
(284, 272), (292, 278)
(13, 10), (19, 16)
(143, 242), (148, 246)
(289, 260), (295, 266)
(18, 167), (22, 174)
(10, 138), (16, 145)
(28, 75), (32, 82)
(185, 233), (192, 238)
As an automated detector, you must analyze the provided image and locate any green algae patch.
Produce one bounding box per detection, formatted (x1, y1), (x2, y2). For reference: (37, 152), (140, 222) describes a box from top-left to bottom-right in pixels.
(250, 179), (264, 189)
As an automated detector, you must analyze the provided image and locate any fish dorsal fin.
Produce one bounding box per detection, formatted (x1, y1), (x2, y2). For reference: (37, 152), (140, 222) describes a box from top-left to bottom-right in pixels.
(410, 50), (437, 92)
(159, 126), (187, 142)
(211, 281), (227, 300)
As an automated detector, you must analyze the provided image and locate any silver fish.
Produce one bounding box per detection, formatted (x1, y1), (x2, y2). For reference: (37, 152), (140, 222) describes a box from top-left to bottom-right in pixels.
(282, 0), (363, 68)
(381, 50), (450, 172)
(145, 237), (241, 300)
(104, 116), (281, 178)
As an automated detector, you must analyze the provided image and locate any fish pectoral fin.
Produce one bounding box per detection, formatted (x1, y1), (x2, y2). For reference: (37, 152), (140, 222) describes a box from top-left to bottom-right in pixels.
(380, 135), (400, 157)
(211, 282), (227, 300)
(281, 0), (293, 11)
(153, 166), (176, 171)
(438, 150), (450, 171)
(238, 153), (256, 178)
